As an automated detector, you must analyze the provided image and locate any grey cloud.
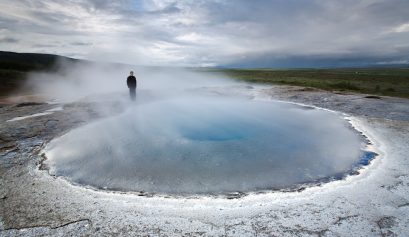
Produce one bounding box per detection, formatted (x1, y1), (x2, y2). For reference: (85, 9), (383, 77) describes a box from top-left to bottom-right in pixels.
(364, 0), (409, 24)
(0, 37), (19, 43)
(70, 42), (93, 46)
(0, 0), (409, 67)
(0, 15), (19, 30)
(33, 43), (58, 48)
(225, 52), (409, 68)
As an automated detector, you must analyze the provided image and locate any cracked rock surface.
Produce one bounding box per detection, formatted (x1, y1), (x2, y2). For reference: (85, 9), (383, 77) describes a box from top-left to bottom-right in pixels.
(1, 85), (409, 236)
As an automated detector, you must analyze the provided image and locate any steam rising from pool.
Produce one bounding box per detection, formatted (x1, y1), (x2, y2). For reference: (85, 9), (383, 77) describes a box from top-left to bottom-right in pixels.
(44, 95), (364, 195)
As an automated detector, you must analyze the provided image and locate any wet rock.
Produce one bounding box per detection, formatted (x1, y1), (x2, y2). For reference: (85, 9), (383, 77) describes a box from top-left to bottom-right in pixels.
(225, 192), (247, 199)
(15, 102), (46, 107)
(377, 216), (398, 237)
(44, 119), (59, 129)
(377, 216), (396, 229)
(0, 219), (91, 237)
(0, 141), (16, 152)
(365, 95), (382, 99)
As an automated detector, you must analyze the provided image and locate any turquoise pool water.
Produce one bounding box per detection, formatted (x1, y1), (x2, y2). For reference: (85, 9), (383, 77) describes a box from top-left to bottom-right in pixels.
(44, 96), (367, 195)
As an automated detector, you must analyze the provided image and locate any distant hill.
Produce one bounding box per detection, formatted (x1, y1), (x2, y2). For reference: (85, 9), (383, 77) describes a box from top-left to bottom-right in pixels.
(0, 51), (82, 97)
(0, 51), (78, 72)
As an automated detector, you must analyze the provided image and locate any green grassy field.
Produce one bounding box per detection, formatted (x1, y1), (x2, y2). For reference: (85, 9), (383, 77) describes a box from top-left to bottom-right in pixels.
(210, 68), (409, 98)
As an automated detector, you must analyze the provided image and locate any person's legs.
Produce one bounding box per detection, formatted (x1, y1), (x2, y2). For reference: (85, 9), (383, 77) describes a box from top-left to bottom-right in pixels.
(129, 88), (136, 101)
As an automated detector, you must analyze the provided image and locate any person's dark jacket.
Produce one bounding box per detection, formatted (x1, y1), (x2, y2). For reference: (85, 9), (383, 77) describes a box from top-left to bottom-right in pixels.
(127, 75), (137, 89)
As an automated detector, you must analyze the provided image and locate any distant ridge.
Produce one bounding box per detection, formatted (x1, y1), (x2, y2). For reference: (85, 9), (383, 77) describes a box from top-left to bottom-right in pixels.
(0, 51), (81, 97)
(0, 51), (78, 72)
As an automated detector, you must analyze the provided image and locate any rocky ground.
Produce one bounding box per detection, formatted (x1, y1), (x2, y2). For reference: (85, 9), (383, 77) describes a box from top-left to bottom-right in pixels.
(1, 85), (409, 236)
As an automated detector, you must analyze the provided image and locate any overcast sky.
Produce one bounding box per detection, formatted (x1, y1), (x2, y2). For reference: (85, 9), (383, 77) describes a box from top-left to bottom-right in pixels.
(1, 0), (409, 67)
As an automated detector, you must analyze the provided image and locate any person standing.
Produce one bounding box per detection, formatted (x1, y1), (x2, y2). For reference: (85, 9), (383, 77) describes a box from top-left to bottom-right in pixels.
(127, 71), (137, 101)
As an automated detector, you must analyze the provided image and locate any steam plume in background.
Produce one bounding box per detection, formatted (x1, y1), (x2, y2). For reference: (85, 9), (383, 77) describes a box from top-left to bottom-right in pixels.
(23, 59), (238, 103)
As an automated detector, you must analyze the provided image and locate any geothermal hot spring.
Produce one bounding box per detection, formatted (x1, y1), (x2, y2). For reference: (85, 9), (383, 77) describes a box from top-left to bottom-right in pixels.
(42, 92), (375, 196)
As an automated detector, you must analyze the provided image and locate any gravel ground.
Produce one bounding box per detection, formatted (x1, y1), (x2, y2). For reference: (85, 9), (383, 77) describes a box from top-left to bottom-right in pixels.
(1, 85), (408, 236)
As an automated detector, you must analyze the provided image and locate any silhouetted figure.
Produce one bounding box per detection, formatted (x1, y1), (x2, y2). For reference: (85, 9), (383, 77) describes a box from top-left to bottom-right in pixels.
(127, 71), (137, 101)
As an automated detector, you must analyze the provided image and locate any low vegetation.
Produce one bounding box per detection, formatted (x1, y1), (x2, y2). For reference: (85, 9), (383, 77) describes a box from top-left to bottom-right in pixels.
(213, 68), (409, 98)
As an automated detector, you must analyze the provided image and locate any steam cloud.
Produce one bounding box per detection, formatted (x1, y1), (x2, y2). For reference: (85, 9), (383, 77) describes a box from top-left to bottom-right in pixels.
(24, 60), (236, 103)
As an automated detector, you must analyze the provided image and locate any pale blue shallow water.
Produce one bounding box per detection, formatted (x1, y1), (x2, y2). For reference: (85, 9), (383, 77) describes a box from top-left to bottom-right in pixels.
(44, 96), (368, 195)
